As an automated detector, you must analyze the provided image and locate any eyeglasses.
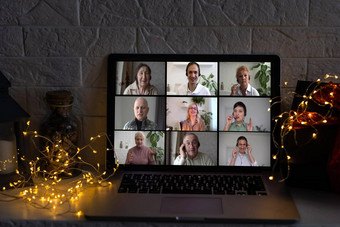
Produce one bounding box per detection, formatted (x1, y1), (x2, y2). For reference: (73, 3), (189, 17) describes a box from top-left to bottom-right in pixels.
(185, 141), (199, 146)
(189, 107), (197, 110)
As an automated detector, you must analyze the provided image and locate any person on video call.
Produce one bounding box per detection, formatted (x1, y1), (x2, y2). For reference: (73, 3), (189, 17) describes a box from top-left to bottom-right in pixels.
(123, 63), (158, 95)
(230, 66), (259, 96)
(181, 103), (206, 131)
(228, 136), (258, 166)
(125, 132), (156, 165)
(176, 62), (211, 96)
(123, 97), (158, 130)
(224, 101), (253, 131)
(174, 133), (214, 166)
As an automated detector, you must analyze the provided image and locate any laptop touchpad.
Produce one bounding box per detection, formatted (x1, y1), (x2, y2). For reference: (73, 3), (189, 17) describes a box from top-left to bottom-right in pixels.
(161, 197), (223, 214)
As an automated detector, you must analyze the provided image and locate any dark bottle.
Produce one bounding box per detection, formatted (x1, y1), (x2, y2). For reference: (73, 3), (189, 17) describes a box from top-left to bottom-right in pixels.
(39, 90), (80, 177)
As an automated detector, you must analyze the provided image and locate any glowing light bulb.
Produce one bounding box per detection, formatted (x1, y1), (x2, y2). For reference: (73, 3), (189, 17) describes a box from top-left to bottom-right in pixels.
(269, 176), (274, 180)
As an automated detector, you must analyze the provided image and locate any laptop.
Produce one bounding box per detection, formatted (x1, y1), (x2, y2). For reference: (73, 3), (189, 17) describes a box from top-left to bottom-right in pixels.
(84, 54), (300, 223)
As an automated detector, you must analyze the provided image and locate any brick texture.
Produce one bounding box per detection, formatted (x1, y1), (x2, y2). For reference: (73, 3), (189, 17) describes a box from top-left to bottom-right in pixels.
(0, 0), (339, 166)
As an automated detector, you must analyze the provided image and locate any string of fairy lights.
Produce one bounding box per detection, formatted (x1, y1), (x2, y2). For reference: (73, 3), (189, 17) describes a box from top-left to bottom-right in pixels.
(0, 74), (338, 216)
(1, 121), (119, 216)
(269, 74), (339, 181)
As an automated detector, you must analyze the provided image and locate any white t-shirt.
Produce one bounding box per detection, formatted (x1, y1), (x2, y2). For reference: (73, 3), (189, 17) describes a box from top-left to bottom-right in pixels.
(176, 83), (211, 96)
(234, 84), (259, 96)
(228, 152), (258, 166)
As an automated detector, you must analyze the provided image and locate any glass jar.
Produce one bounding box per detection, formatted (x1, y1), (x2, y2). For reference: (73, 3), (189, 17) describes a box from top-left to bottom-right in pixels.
(39, 90), (80, 177)
(0, 122), (18, 175)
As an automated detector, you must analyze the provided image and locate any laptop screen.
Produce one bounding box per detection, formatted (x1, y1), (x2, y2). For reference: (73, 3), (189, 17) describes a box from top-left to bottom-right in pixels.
(107, 54), (280, 171)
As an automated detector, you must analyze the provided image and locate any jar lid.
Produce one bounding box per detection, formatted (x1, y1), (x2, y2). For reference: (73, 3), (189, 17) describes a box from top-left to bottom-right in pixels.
(45, 90), (73, 107)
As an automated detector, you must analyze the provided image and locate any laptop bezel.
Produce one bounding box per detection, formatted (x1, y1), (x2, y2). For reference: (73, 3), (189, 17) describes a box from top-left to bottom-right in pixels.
(106, 53), (281, 173)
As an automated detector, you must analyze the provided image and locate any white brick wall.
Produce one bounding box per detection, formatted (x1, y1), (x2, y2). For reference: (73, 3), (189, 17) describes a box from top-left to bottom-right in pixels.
(1, 0), (339, 165)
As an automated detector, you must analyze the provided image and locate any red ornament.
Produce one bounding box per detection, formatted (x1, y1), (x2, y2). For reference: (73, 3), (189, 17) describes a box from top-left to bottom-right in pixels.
(313, 82), (340, 110)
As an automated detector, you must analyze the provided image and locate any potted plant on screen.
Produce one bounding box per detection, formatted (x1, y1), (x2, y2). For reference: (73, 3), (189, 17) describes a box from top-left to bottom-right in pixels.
(201, 73), (218, 95)
(146, 131), (164, 165)
(252, 62), (271, 96)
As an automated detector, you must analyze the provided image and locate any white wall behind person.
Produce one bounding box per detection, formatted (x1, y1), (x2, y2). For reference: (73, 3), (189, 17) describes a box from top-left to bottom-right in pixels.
(219, 132), (271, 167)
(114, 96), (157, 129)
(166, 62), (218, 94)
(218, 97), (270, 132)
(219, 62), (271, 95)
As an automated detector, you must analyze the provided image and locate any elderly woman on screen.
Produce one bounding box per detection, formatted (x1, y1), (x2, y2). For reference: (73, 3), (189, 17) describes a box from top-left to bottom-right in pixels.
(181, 103), (206, 131)
(230, 66), (259, 96)
(125, 132), (156, 165)
(123, 63), (158, 95)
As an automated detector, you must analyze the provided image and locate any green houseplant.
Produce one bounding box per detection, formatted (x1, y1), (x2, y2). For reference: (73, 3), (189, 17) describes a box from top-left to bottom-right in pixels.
(252, 62), (271, 96)
(200, 110), (213, 131)
(201, 73), (218, 95)
(191, 97), (205, 106)
(146, 131), (164, 165)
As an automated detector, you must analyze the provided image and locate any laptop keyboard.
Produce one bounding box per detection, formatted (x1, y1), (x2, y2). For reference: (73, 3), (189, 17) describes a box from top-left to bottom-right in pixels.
(118, 174), (267, 196)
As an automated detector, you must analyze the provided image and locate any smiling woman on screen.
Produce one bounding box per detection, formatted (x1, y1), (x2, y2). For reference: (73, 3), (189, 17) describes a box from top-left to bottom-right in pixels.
(125, 132), (156, 165)
(124, 63), (158, 95)
(181, 103), (206, 131)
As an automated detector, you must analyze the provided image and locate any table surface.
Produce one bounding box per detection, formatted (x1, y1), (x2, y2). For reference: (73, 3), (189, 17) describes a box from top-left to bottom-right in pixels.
(0, 184), (340, 226)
